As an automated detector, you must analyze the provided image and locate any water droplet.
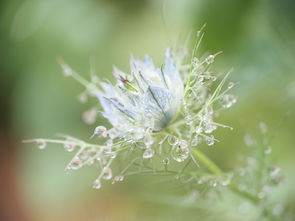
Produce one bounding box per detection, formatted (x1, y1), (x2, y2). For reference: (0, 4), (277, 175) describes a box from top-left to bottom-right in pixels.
(195, 126), (203, 134)
(228, 82), (235, 89)
(93, 179), (101, 189)
(211, 76), (217, 81)
(210, 180), (218, 187)
(171, 140), (189, 162)
(112, 175), (124, 184)
(205, 135), (215, 146)
(162, 157), (170, 165)
(204, 122), (217, 134)
(36, 139), (47, 150)
(205, 55), (215, 64)
(167, 136), (178, 145)
(191, 135), (202, 146)
(220, 94), (237, 108)
(67, 156), (82, 170)
(192, 57), (200, 67)
(143, 148), (155, 159)
(92, 126), (107, 138)
(64, 143), (76, 152)
(102, 167), (113, 180)
(86, 159), (95, 166)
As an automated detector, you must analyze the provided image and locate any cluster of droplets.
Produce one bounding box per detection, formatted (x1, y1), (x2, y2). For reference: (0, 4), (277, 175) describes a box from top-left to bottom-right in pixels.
(219, 94), (237, 109)
(235, 123), (284, 204)
(196, 173), (232, 188)
(25, 36), (240, 191)
(179, 52), (237, 154)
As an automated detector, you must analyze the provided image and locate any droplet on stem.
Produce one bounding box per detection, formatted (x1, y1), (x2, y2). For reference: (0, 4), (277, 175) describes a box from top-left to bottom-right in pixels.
(64, 143), (76, 152)
(205, 135), (215, 146)
(171, 140), (189, 162)
(36, 139), (47, 150)
(143, 148), (155, 159)
(102, 167), (113, 180)
(92, 126), (107, 138)
(93, 179), (101, 189)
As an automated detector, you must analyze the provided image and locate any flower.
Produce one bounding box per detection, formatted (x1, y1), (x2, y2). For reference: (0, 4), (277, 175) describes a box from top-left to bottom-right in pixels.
(97, 49), (183, 139)
(26, 33), (237, 189)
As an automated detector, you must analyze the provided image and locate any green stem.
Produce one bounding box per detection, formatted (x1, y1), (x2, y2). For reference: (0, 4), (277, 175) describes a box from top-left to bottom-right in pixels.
(190, 148), (260, 204)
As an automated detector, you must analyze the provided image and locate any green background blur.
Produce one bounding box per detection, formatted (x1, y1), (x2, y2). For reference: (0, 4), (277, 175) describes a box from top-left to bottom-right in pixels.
(0, 0), (294, 220)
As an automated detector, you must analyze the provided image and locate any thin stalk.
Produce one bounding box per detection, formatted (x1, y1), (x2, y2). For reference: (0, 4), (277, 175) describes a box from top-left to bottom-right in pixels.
(190, 148), (260, 204)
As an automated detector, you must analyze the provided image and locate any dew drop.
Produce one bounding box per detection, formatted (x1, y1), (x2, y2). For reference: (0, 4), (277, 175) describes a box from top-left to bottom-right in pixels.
(36, 139), (47, 150)
(67, 156), (82, 170)
(191, 135), (202, 146)
(220, 94), (237, 108)
(210, 180), (218, 187)
(228, 82), (235, 89)
(102, 167), (113, 180)
(93, 179), (101, 189)
(143, 148), (155, 159)
(171, 140), (189, 162)
(167, 136), (178, 145)
(205, 55), (215, 64)
(86, 159), (95, 166)
(112, 175), (124, 184)
(92, 126), (107, 138)
(64, 143), (76, 152)
(162, 157), (170, 165)
(205, 135), (215, 146)
(195, 126), (203, 134)
(204, 122), (217, 134)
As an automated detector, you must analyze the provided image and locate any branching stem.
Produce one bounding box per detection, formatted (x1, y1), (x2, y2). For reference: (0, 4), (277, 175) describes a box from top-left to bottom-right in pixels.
(190, 148), (260, 204)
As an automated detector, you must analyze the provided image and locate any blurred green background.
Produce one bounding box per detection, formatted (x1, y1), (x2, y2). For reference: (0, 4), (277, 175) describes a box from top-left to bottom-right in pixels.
(0, 0), (295, 220)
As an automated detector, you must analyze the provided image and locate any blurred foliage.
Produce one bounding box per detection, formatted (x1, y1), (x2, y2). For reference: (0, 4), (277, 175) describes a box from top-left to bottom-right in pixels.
(0, 0), (295, 220)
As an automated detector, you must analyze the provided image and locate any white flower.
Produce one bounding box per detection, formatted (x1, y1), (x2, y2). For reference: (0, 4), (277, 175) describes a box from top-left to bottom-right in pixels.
(26, 36), (237, 189)
(97, 49), (184, 137)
